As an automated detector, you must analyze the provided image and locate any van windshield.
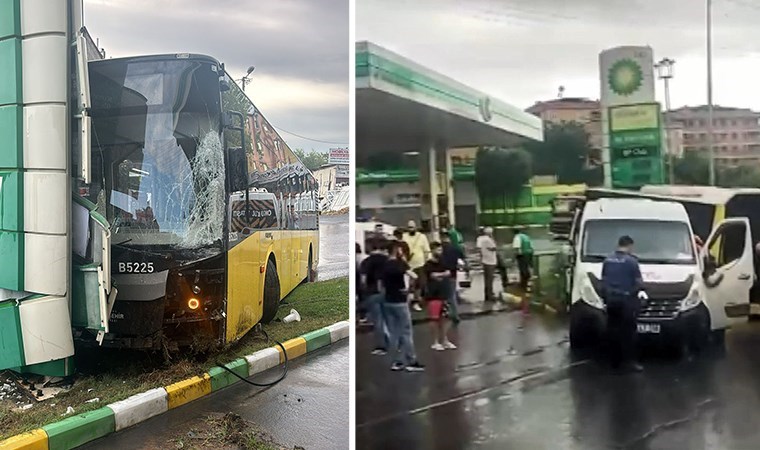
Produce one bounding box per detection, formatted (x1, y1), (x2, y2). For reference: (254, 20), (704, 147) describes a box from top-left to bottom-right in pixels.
(582, 219), (696, 264)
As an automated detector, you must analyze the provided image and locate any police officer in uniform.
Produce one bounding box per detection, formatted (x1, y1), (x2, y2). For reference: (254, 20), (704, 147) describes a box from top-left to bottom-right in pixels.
(602, 235), (647, 373)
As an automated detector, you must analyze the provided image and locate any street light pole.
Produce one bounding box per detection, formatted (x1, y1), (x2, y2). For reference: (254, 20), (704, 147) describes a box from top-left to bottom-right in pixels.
(241, 65), (255, 92)
(655, 58), (675, 184)
(707, 0), (716, 186)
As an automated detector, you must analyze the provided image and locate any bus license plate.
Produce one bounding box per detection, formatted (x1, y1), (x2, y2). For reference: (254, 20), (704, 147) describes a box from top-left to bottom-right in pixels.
(637, 323), (661, 334)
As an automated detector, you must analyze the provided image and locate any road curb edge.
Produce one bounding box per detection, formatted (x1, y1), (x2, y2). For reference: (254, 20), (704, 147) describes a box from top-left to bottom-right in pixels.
(0, 320), (350, 450)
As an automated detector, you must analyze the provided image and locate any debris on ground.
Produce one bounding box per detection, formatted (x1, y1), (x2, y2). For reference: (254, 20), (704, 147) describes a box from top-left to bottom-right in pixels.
(282, 309), (301, 323)
(62, 406), (75, 416)
(169, 412), (294, 450)
(321, 208), (349, 216)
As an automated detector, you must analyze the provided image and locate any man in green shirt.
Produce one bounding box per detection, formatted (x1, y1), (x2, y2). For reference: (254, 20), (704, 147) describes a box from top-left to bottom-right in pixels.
(512, 227), (534, 293)
(447, 225), (464, 252)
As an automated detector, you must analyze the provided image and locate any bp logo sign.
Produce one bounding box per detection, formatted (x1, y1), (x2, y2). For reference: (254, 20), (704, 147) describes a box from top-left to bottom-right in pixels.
(608, 58), (643, 96)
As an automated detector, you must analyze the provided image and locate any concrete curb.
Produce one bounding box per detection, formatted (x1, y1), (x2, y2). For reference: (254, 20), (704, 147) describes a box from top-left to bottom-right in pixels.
(0, 320), (350, 450)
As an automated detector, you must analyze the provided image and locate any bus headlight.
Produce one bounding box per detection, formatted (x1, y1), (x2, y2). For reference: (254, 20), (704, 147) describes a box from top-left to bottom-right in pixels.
(680, 284), (702, 311)
(581, 279), (604, 309)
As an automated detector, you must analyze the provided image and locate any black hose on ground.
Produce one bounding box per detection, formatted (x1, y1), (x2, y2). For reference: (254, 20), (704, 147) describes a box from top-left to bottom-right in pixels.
(214, 328), (288, 387)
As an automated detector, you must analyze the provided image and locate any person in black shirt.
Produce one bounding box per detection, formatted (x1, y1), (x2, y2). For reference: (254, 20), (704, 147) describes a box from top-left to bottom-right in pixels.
(382, 241), (424, 372)
(359, 240), (390, 355)
(440, 234), (466, 325)
(393, 229), (411, 261)
(356, 242), (367, 324)
(425, 242), (457, 351)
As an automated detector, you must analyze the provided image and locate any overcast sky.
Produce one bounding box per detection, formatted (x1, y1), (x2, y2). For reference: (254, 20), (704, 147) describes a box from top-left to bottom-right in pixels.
(358, 0), (760, 111)
(84, 0), (348, 153)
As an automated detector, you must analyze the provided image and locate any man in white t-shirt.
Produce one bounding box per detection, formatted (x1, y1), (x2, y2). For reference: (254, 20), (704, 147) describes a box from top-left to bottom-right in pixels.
(476, 227), (498, 302)
(403, 220), (431, 311)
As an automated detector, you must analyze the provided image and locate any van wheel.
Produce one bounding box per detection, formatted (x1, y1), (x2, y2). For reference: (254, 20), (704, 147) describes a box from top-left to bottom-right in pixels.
(261, 261), (281, 324)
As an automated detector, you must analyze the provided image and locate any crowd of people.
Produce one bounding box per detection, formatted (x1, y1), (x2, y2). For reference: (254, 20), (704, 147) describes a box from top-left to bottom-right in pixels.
(356, 220), (535, 372)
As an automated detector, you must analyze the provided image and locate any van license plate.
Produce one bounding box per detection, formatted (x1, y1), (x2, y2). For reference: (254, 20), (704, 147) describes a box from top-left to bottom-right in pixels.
(637, 323), (661, 334)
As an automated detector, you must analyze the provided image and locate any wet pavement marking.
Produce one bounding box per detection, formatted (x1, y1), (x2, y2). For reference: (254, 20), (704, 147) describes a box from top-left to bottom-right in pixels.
(357, 359), (591, 429)
(455, 339), (568, 373)
(620, 398), (718, 449)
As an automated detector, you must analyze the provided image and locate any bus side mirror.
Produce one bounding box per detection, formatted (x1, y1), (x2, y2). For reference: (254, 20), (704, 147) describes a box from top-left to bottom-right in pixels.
(227, 147), (248, 193)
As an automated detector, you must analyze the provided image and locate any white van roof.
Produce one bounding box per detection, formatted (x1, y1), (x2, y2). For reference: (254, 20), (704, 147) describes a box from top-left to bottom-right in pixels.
(584, 198), (688, 222)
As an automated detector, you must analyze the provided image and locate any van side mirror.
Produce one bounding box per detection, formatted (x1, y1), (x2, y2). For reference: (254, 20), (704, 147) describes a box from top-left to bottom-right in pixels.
(219, 63), (231, 92)
(227, 147), (248, 193)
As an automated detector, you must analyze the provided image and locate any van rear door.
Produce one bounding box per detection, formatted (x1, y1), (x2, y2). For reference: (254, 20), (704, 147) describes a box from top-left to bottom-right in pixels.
(703, 217), (753, 327)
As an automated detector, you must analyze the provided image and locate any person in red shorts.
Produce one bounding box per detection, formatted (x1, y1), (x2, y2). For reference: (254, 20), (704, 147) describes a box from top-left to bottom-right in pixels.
(425, 242), (457, 351)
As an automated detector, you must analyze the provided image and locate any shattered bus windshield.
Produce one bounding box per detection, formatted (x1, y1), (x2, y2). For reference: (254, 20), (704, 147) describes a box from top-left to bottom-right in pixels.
(89, 57), (224, 248)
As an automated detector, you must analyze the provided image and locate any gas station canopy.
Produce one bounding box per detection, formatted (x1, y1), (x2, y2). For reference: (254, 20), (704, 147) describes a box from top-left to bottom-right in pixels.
(356, 41), (544, 160)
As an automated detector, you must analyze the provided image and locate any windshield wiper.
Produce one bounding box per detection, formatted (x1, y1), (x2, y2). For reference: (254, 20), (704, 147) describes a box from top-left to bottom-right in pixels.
(113, 240), (173, 260)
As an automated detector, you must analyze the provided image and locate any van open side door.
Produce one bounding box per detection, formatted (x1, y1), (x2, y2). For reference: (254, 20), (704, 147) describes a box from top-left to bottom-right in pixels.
(702, 217), (753, 327)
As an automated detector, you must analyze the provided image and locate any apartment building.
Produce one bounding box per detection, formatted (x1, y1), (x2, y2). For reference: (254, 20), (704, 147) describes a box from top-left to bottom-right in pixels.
(665, 105), (760, 166)
(525, 97), (603, 153)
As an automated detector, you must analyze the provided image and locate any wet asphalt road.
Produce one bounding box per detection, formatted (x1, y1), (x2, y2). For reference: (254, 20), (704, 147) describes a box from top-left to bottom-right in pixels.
(317, 214), (349, 281)
(357, 311), (760, 450)
(85, 340), (349, 450)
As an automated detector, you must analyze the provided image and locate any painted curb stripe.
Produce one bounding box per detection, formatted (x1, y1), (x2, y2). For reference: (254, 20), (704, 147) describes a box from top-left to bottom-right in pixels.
(301, 328), (332, 352)
(326, 321), (350, 342)
(208, 358), (248, 392)
(276, 337), (307, 364)
(0, 320), (348, 446)
(0, 428), (46, 450)
(107, 387), (168, 432)
(42, 407), (114, 450)
(165, 374), (211, 410)
(245, 347), (280, 377)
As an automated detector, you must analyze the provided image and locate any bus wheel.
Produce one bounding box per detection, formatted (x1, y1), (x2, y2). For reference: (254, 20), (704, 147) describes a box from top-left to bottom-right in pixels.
(308, 248), (316, 282)
(261, 261), (281, 324)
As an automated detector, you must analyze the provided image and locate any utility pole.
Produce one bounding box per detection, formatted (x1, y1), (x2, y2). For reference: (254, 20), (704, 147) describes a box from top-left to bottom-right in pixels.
(707, 0), (716, 186)
(241, 65), (255, 92)
(655, 58), (675, 184)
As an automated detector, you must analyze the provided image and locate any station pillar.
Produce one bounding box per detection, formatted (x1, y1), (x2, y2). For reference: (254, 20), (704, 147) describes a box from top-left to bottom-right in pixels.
(445, 149), (456, 227)
(419, 146), (440, 241)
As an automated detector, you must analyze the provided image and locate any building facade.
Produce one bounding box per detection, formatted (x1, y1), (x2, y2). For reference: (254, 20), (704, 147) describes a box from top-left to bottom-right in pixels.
(313, 164), (349, 198)
(665, 105), (760, 166)
(526, 97), (603, 152)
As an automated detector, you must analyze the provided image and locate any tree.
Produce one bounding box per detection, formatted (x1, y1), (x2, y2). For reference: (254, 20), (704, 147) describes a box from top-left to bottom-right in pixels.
(672, 151), (710, 185)
(294, 149), (328, 171)
(475, 147), (532, 218)
(718, 165), (760, 188)
(524, 122), (594, 184)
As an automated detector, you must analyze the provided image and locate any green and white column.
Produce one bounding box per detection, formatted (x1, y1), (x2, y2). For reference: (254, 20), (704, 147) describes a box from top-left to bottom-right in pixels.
(0, 0), (74, 376)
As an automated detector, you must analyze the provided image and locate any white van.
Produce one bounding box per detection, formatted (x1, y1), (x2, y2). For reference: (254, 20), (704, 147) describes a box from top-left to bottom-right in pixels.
(568, 198), (753, 351)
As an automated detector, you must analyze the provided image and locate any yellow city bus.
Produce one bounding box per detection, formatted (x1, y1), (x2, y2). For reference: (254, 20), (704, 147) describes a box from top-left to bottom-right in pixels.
(83, 54), (319, 351)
